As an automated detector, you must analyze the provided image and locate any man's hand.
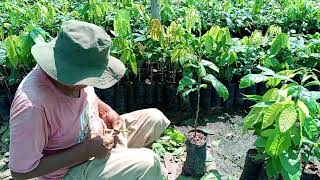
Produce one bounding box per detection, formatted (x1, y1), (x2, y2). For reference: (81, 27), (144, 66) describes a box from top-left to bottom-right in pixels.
(86, 129), (115, 159)
(97, 98), (123, 130)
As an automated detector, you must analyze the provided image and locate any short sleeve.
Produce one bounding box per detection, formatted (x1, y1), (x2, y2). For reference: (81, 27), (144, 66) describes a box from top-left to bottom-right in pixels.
(9, 105), (48, 173)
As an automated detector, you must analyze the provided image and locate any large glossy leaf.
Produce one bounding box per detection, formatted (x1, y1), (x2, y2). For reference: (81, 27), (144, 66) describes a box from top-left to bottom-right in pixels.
(177, 76), (196, 93)
(120, 49), (131, 64)
(266, 159), (277, 177)
(272, 156), (283, 174)
(262, 102), (282, 129)
(304, 81), (320, 87)
(281, 168), (301, 180)
(262, 88), (279, 101)
(252, 101), (273, 108)
(261, 129), (274, 138)
(309, 91), (320, 100)
(255, 137), (267, 148)
(149, 19), (163, 41)
(266, 130), (291, 156)
(297, 100), (309, 118)
(114, 10), (131, 37)
(243, 107), (265, 131)
(240, 74), (269, 88)
(257, 65), (275, 75)
(279, 150), (301, 175)
(197, 63), (206, 78)
(290, 127), (301, 146)
(279, 106), (297, 133)
(203, 74), (229, 101)
(204, 36), (214, 54)
(129, 53), (138, 76)
(299, 93), (318, 116)
(185, 8), (200, 33)
(303, 117), (318, 140)
(270, 33), (290, 55)
(201, 60), (219, 73)
(5, 35), (20, 68)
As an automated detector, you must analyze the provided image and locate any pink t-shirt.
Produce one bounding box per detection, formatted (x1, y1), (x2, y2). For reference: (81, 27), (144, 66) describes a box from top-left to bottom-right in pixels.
(9, 65), (106, 180)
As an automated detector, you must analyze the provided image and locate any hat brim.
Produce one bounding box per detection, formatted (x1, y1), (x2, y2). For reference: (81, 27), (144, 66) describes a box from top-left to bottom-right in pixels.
(31, 40), (125, 89)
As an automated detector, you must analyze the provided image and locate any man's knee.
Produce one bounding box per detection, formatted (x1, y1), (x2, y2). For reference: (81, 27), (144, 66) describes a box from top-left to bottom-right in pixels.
(135, 148), (165, 175)
(145, 108), (170, 128)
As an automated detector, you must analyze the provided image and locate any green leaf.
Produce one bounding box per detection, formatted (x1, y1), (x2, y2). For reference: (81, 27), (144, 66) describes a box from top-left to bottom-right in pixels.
(201, 60), (219, 73)
(290, 127), (301, 146)
(279, 150), (301, 175)
(171, 147), (185, 156)
(114, 10), (131, 37)
(5, 35), (20, 68)
(204, 36), (214, 54)
(185, 8), (200, 33)
(266, 130), (291, 156)
(304, 81), (320, 87)
(243, 107), (265, 131)
(270, 33), (290, 56)
(227, 51), (237, 65)
(255, 137), (267, 148)
(240, 74), (269, 88)
(120, 49), (131, 64)
(266, 159), (277, 177)
(243, 94), (262, 101)
(197, 63), (206, 78)
(252, 101), (273, 108)
(272, 156), (283, 174)
(266, 78), (282, 88)
(297, 100), (309, 118)
(279, 106), (297, 133)
(262, 102), (282, 129)
(309, 91), (320, 100)
(257, 65), (275, 75)
(171, 131), (186, 144)
(29, 29), (46, 44)
(261, 129), (275, 138)
(177, 76), (196, 93)
(203, 74), (229, 101)
(182, 88), (198, 97)
(262, 88), (279, 101)
(149, 19), (163, 41)
(281, 166), (301, 180)
(129, 53), (138, 75)
(304, 117), (318, 140)
(299, 93), (318, 117)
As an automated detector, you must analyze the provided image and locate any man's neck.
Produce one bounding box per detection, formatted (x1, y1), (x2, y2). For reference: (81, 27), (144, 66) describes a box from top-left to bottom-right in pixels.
(48, 77), (81, 98)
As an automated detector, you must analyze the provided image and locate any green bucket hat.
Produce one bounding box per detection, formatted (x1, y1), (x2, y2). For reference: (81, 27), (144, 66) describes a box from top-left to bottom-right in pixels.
(31, 20), (125, 89)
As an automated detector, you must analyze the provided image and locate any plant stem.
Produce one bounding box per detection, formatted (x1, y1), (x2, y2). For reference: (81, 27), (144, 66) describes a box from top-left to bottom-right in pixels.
(194, 75), (201, 137)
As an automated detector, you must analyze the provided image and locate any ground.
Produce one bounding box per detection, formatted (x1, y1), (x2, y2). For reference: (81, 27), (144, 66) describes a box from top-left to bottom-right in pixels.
(0, 111), (255, 180)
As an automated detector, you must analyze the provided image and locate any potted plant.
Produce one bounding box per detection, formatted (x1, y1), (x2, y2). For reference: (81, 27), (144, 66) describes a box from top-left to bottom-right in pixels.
(239, 66), (320, 180)
(176, 13), (229, 177)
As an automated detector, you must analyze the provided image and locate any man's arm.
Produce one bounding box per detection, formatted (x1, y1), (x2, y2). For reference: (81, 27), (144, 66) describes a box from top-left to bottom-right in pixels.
(11, 141), (91, 180)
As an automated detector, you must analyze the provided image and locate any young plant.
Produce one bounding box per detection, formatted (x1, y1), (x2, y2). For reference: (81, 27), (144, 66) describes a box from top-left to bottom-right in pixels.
(240, 66), (320, 179)
(176, 12), (229, 133)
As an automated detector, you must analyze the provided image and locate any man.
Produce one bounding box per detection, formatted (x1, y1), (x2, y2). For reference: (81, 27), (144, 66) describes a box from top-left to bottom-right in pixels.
(9, 20), (170, 180)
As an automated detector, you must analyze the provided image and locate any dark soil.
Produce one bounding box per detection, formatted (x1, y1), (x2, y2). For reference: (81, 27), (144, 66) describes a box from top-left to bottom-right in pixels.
(187, 131), (207, 146)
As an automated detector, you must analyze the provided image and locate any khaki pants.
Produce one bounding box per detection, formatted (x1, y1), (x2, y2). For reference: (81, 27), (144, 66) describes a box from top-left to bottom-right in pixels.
(63, 108), (170, 180)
